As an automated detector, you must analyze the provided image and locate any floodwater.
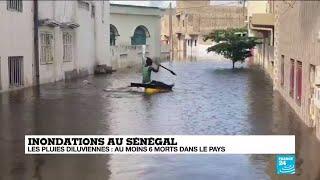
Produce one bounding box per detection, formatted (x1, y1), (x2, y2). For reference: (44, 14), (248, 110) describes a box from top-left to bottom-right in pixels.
(0, 60), (320, 180)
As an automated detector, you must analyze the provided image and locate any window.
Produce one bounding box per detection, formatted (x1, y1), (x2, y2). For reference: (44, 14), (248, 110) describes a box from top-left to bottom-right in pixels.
(194, 40), (197, 47)
(110, 24), (119, 46)
(7, 0), (23, 12)
(40, 32), (54, 64)
(131, 26), (149, 45)
(8, 56), (23, 87)
(91, 5), (95, 18)
(78, 1), (89, 11)
(296, 61), (302, 105)
(110, 37), (115, 46)
(187, 40), (190, 46)
(177, 15), (181, 24)
(289, 59), (295, 98)
(63, 32), (73, 62)
(280, 55), (285, 87)
(310, 64), (315, 84)
(182, 20), (184, 27)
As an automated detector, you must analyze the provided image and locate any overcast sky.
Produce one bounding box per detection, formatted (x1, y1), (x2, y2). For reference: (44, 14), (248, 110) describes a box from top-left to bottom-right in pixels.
(110, 1), (242, 8)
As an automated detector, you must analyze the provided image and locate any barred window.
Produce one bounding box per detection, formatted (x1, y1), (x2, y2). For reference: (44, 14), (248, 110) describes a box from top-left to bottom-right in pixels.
(63, 32), (73, 62)
(40, 32), (54, 64)
(78, 1), (89, 11)
(7, 0), (23, 12)
(8, 56), (24, 87)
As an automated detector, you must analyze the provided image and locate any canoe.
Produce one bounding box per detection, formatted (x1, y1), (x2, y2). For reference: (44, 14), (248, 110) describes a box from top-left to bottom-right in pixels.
(130, 82), (174, 94)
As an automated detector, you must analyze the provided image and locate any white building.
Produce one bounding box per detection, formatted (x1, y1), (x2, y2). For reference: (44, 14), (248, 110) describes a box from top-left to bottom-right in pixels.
(0, 1), (110, 92)
(0, 1), (34, 92)
(38, 1), (110, 83)
(110, 4), (162, 69)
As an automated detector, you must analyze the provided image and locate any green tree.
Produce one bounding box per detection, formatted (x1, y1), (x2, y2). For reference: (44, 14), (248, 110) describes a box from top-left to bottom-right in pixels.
(204, 28), (261, 69)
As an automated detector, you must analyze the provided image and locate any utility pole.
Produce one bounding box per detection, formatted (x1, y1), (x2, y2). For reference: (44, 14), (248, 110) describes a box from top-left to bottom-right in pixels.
(242, 0), (246, 17)
(169, 2), (173, 61)
(33, 0), (40, 86)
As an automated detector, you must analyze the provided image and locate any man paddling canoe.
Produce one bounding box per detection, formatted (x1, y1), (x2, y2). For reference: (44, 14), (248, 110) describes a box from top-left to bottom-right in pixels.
(129, 57), (175, 93)
(142, 57), (159, 84)
(142, 57), (174, 89)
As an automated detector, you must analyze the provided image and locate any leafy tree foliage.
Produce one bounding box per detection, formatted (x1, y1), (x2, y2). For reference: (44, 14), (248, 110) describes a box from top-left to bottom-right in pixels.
(204, 28), (261, 69)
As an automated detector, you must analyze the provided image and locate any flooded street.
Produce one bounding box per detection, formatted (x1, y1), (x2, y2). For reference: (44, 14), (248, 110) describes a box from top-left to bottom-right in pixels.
(1, 60), (320, 180)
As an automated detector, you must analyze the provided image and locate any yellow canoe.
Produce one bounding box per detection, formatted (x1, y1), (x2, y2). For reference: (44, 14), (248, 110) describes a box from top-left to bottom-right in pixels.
(145, 88), (171, 94)
(131, 82), (174, 94)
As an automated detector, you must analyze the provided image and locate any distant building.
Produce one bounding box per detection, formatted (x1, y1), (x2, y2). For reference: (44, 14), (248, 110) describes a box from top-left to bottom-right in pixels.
(110, 4), (163, 69)
(161, 1), (247, 60)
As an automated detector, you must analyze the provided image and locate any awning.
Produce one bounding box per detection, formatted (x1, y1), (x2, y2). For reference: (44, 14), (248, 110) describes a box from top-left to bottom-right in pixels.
(39, 19), (61, 27)
(60, 22), (80, 29)
(251, 13), (275, 27)
(39, 19), (80, 29)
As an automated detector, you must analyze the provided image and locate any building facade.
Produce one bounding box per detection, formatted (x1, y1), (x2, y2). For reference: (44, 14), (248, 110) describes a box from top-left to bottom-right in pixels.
(0, 1), (34, 92)
(38, 1), (110, 83)
(110, 4), (162, 69)
(250, 1), (320, 140)
(161, 1), (247, 60)
(247, 1), (275, 77)
(273, 1), (320, 139)
(0, 0), (110, 92)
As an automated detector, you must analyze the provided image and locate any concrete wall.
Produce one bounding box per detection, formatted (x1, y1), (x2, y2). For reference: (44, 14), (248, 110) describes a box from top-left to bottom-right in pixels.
(110, 45), (145, 69)
(0, 1), (34, 92)
(176, 1), (210, 12)
(38, 1), (110, 83)
(273, 1), (320, 139)
(110, 4), (162, 69)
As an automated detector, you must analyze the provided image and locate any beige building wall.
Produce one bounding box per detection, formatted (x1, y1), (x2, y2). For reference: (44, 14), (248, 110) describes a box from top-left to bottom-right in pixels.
(247, 0), (275, 78)
(161, 1), (247, 59)
(247, 1), (268, 36)
(274, 1), (320, 139)
(176, 1), (210, 9)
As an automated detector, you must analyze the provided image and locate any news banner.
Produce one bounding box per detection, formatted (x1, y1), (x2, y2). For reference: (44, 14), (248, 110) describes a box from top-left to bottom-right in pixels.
(25, 135), (295, 154)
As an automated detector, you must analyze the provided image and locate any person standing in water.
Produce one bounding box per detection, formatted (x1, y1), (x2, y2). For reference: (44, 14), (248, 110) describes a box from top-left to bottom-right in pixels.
(142, 57), (159, 84)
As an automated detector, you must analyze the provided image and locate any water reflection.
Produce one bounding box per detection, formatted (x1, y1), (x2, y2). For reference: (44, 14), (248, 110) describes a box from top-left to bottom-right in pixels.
(0, 79), (112, 180)
(0, 60), (319, 179)
(267, 91), (320, 180)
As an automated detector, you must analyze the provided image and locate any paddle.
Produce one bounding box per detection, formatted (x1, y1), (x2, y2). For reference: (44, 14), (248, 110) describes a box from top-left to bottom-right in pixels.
(158, 64), (176, 76)
(151, 60), (176, 76)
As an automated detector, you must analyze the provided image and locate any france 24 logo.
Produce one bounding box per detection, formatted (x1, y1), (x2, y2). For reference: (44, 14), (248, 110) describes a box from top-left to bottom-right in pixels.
(276, 155), (296, 175)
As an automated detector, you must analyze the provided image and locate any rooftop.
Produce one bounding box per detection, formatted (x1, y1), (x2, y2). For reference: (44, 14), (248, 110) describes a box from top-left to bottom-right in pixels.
(110, 3), (162, 10)
(110, 3), (163, 17)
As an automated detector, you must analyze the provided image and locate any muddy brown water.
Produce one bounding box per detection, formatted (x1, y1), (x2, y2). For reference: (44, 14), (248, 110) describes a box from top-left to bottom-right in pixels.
(0, 60), (320, 180)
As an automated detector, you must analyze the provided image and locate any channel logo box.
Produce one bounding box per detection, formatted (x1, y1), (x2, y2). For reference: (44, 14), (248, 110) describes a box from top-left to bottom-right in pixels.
(276, 154), (295, 175)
